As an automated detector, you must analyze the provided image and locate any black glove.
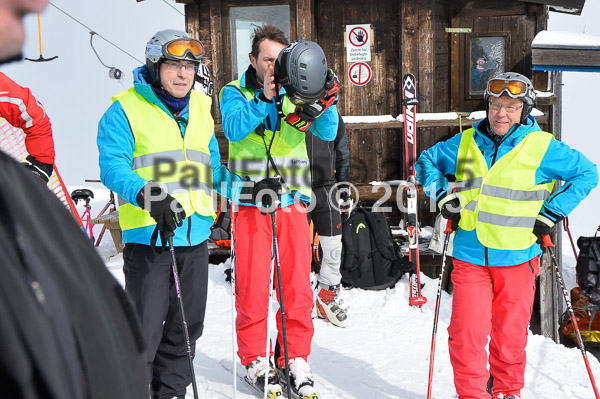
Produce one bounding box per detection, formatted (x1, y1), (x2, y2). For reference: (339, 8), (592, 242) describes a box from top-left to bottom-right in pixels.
(22, 155), (53, 184)
(137, 182), (186, 251)
(438, 193), (462, 231)
(253, 177), (282, 214)
(533, 214), (561, 244)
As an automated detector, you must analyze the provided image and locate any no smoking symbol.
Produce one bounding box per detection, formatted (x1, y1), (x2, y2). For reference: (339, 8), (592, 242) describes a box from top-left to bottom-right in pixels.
(348, 62), (372, 86)
(349, 27), (368, 47)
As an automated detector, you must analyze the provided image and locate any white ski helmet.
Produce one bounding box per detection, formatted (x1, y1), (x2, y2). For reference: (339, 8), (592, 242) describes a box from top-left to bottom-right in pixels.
(274, 40), (329, 106)
(145, 29), (204, 85)
(484, 72), (536, 124)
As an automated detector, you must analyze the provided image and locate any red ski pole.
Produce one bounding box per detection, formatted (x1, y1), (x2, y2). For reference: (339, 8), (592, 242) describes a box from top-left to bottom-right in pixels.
(542, 234), (600, 399)
(426, 218), (454, 399)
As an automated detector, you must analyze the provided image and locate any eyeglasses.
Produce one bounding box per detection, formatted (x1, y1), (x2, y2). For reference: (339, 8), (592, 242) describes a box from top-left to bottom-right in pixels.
(163, 61), (198, 73)
(165, 39), (204, 59)
(489, 101), (523, 113)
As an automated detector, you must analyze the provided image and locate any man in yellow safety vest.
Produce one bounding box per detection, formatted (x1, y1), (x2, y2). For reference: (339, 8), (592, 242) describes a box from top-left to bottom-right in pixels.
(416, 72), (598, 399)
(98, 29), (243, 399)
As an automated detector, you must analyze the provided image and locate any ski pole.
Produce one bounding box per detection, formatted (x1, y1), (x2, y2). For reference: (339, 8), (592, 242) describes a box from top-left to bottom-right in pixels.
(542, 235), (600, 399)
(230, 203), (238, 399)
(271, 210), (292, 399)
(263, 223), (276, 399)
(426, 219), (454, 399)
(563, 217), (578, 261)
(168, 237), (199, 399)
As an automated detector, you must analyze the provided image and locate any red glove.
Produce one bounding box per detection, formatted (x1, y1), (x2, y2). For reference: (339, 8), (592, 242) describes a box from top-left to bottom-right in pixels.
(284, 69), (340, 132)
(285, 111), (313, 132)
(298, 69), (340, 121)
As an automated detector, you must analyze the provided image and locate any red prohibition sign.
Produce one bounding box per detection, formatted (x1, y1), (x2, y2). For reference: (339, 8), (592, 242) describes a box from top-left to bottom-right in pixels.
(349, 27), (368, 47)
(348, 62), (372, 86)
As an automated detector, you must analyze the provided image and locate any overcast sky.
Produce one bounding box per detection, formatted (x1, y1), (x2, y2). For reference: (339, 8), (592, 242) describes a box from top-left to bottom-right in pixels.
(1, 0), (599, 239)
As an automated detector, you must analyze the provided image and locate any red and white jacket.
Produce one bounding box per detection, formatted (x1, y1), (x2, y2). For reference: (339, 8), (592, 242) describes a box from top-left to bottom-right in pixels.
(0, 72), (55, 165)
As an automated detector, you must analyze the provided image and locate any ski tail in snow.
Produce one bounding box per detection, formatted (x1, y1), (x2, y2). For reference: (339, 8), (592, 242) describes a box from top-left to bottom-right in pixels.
(402, 73), (426, 308)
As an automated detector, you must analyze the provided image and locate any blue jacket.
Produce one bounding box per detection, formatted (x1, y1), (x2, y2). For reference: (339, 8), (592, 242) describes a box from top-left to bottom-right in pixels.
(219, 67), (339, 207)
(416, 116), (598, 266)
(98, 65), (243, 246)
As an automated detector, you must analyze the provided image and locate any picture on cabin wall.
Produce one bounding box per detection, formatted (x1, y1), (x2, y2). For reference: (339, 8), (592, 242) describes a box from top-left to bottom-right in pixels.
(468, 36), (506, 96)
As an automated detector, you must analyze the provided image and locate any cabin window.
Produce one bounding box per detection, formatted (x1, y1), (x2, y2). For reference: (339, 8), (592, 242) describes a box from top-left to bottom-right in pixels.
(229, 5), (291, 80)
(466, 34), (507, 97)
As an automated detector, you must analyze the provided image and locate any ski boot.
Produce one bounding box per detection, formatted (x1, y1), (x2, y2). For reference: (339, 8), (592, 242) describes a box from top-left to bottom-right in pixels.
(245, 357), (283, 398)
(316, 283), (348, 328)
(280, 358), (319, 399)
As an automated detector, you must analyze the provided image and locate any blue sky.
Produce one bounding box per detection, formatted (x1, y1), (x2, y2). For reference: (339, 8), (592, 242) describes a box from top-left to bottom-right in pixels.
(1, 0), (599, 238)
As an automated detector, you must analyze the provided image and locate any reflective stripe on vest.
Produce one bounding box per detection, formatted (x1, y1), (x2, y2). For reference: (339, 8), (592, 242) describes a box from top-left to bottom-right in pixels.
(220, 81), (312, 198)
(115, 88), (216, 231)
(455, 128), (555, 250)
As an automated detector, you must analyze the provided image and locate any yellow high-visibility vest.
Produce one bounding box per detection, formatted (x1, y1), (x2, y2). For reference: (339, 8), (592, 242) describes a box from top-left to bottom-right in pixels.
(454, 128), (555, 250)
(115, 88), (215, 231)
(220, 81), (312, 198)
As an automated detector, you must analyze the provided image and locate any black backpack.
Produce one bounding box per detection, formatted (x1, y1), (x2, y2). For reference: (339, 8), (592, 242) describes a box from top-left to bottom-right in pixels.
(340, 205), (408, 290)
(576, 234), (600, 306)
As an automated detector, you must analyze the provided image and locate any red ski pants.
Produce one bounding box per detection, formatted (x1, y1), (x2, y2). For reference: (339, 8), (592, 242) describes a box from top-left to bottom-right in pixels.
(233, 204), (314, 368)
(448, 257), (539, 399)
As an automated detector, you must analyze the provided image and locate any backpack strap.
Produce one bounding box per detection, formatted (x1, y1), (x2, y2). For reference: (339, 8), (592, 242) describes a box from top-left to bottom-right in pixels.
(362, 210), (396, 261)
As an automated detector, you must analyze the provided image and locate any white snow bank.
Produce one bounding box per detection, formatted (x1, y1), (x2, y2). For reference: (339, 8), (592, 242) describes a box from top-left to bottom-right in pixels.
(533, 30), (600, 49)
(342, 115), (396, 124)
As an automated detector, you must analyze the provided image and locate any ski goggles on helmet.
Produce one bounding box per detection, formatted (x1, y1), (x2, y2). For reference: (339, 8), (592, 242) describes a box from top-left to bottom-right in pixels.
(285, 87), (328, 107)
(147, 39), (205, 62)
(486, 78), (528, 99)
(276, 73), (328, 106)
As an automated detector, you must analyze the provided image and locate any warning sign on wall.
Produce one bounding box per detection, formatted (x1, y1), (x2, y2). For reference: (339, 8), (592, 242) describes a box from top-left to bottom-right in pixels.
(346, 24), (371, 62)
(348, 62), (372, 86)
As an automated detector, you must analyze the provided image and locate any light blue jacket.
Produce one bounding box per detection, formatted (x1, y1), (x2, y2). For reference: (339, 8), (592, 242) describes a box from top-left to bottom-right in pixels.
(97, 65), (244, 246)
(219, 69), (339, 207)
(416, 116), (598, 266)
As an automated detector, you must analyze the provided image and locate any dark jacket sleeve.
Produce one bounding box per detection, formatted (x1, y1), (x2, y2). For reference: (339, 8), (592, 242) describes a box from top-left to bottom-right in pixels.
(334, 115), (350, 183)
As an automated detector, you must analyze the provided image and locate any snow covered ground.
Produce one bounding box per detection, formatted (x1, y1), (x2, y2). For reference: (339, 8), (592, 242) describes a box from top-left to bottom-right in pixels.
(81, 187), (599, 399)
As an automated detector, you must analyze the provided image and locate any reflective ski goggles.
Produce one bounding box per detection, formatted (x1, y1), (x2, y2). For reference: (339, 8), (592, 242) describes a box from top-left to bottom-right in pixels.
(486, 79), (528, 99)
(279, 77), (328, 106)
(165, 39), (204, 59)
(146, 39), (204, 61)
(287, 90), (327, 106)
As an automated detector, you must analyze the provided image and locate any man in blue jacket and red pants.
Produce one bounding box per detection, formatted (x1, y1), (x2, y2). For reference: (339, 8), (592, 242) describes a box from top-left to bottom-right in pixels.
(417, 72), (598, 399)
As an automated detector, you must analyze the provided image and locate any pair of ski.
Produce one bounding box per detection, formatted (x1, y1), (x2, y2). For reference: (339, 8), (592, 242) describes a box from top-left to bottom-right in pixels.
(221, 360), (313, 399)
(402, 73), (427, 308)
(244, 373), (314, 399)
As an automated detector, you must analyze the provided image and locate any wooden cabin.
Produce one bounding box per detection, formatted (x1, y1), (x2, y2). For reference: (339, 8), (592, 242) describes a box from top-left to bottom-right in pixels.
(177, 0), (586, 342)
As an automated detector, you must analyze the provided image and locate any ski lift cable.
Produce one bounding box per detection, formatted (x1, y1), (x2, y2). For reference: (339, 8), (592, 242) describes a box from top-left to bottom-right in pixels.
(48, 1), (143, 64)
(161, 0), (185, 17)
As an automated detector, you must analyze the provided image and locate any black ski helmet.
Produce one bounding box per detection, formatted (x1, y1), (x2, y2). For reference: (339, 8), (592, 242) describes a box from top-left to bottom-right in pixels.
(145, 29), (204, 85)
(484, 72), (536, 125)
(274, 40), (328, 106)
